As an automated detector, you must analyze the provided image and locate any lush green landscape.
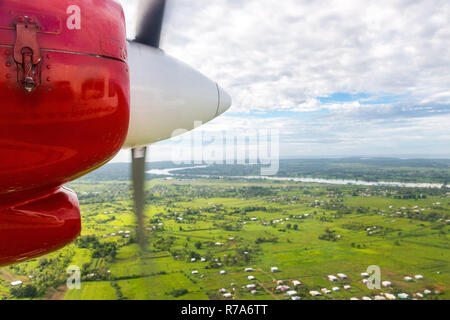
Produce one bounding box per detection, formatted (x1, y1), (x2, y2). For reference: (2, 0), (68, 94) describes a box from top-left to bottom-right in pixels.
(1, 159), (449, 300)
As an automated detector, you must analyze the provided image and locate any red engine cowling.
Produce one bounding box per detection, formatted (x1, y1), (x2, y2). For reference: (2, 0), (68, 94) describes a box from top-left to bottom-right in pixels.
(0, 0), (130, 266)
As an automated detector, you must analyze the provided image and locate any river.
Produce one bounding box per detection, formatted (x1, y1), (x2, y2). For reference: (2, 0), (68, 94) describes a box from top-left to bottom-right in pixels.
(148, 167), (448, 189)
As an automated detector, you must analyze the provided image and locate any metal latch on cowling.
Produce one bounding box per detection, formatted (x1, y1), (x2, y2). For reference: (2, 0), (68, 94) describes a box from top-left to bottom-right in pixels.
(13, 18), (42, 93)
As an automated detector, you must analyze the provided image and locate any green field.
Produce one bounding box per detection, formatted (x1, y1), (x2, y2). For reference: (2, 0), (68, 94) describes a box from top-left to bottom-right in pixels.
(0, 162), (449, 300)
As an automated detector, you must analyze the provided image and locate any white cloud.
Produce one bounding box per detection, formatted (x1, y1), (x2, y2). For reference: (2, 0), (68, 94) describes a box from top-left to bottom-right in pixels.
(113, 111), (450, 162)
(117, 0), (450, 159)
(124, 0), (449, 113)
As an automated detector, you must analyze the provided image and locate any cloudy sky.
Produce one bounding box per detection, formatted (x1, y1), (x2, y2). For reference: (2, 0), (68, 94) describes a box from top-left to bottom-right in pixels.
(114, 0), (450, 162)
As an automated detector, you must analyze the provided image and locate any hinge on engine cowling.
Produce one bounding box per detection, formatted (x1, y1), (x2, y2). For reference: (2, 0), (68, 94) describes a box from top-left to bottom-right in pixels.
(13, 17), (42, 93)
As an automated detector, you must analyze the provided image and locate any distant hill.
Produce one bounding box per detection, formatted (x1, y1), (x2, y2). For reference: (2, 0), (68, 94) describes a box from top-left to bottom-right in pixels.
(79, 158), (450, 184)
(78, 162), (193, 181)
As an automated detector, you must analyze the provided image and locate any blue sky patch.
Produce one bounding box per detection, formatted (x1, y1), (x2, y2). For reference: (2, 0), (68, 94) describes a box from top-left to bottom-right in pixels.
(318, 92), (403, 105)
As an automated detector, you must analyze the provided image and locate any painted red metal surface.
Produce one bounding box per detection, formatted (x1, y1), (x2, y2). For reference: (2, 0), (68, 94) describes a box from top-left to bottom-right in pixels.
(0, 0), (130, 265)
(0, 187), (81, 267)
(0, 0), (128, 61)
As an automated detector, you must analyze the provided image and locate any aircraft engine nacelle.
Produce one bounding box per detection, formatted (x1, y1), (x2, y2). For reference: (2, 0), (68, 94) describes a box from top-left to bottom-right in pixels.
(0, 0), (129, 265)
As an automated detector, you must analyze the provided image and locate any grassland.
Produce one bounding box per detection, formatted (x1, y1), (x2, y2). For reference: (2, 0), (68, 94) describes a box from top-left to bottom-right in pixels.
(0, 167), (448, 300)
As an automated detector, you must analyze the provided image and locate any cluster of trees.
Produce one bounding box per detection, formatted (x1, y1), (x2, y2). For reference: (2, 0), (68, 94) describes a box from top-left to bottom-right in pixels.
(286, 224), (299, 230)
(110, 281), (127, 300)
(10, 285), (38, 298)
(153, 236), (176, 251)
(342, 223), (377, 231)
(406, 211), (448, 222)
(255, 236), (278, 244)
(76, 235), (117, 262)
(169, 288), (189, 297)
(77, 235), (100, 248)
(351, 242), (368, 249)
(241, 206), (268, 213)
(81, 262), (113, 281)
(169, 246), (203, 262)
(216, 222), (242, 231)
(92, 243), (117, 261)
(318, 228), (338, 241)
(204, 246), (256, 268)
(8, 249), (76, 299)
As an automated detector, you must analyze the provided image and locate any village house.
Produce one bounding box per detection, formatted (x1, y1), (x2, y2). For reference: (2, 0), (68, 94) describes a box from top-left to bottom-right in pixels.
(328, 275), (338, 282)
(276, 285), (290, 292)
(385, 293), (396, 300)
(271, 267), (279, 273)
(404, 276), (413, 282)
(382, 281), (392, 287)
(309, 290), (321, 297)
(398, 293), (409, 300)
(10, 281), (22, 287)
(292, 280), (301, 287)
(286, 290), (298, 297)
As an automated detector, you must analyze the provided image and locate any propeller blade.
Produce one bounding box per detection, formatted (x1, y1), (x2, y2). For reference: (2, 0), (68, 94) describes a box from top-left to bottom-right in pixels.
(131, 147), (148, 250)
(135, 0), (167, 48)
